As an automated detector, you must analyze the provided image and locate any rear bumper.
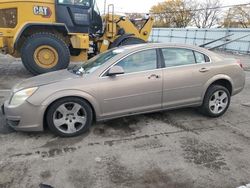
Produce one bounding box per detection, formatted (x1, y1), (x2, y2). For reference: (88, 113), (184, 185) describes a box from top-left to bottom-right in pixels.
(2, 100), (46, 132)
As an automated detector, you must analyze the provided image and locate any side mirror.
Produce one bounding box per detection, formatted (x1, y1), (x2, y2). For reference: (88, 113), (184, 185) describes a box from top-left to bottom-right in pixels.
(120, 16), (126, 21)
(107, 66), (125, 76)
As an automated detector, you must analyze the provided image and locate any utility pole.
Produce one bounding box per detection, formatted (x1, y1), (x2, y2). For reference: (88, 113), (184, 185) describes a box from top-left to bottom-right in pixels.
(104, 0), (107, 15)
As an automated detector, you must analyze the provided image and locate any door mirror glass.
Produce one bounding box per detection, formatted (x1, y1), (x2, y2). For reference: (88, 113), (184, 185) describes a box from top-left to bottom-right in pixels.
(107, 66), (125, 76)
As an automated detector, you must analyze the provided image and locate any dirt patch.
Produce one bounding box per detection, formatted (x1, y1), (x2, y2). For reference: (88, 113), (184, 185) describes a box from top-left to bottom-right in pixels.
(40, 170), (52, 179)
(9, 146), (80, 159)
(147, 112), (195, 132)
(181, 137), (227, 170)
(135, 168), (194, 188)
(67, 169), (94, 188)
(93, 116), (141, 138)
(39, 146), (79, 158)
(133, 138), (164, 150)
(41, 133), (89, 149)
(0, 162), (29, 188)
(105, 156), (194, 188)
(106, 156), (135, 187)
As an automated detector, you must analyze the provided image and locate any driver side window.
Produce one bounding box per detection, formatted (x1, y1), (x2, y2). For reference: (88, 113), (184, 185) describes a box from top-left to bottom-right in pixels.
(116, 49), (157, 74)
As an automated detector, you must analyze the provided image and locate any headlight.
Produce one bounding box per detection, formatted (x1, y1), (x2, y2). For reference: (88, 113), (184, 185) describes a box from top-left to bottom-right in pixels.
(10, 87), (38, 106)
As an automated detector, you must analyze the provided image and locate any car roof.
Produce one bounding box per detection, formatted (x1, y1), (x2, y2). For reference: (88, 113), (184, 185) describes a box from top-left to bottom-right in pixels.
(116, 43), (222, 61)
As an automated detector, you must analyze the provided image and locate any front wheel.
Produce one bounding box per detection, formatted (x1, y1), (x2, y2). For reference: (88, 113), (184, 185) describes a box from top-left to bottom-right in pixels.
(46, 97), (93, 137)
(199, 85), (231, 117)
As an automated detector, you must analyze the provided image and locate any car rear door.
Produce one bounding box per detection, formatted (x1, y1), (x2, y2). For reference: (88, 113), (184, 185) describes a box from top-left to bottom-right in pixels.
(97, 49), (163, 118)
(160, 48), (212, 108)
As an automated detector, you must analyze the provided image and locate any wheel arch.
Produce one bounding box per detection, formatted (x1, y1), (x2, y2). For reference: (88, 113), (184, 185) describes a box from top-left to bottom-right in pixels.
(41, 91), (100, 130)
(202, 75), (234, 100)
(14, 23), (70, 51)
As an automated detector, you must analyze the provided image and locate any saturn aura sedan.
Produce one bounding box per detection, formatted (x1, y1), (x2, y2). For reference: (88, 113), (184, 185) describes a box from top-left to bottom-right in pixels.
(1, 43), (245, 137)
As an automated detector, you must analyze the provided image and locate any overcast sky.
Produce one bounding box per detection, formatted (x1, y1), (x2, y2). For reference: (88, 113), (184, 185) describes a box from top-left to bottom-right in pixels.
(97, 0), (250, 13)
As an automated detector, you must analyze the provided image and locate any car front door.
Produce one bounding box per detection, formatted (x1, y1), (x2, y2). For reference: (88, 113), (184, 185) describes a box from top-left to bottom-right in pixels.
(161, 48), (212, 108)
(97, 49), (163, 118)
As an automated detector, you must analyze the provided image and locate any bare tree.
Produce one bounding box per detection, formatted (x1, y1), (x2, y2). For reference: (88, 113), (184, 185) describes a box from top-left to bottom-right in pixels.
(223, 5), (250, 28)
(193, 0), (221, 28)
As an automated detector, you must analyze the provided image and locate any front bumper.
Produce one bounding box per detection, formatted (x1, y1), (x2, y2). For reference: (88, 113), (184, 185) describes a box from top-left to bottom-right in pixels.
(2, 100), (46, 132)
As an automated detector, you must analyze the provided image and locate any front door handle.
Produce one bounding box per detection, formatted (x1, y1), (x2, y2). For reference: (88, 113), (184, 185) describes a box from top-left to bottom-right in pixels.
(148, 74), (160, 79)
(199, 68), (210, 73)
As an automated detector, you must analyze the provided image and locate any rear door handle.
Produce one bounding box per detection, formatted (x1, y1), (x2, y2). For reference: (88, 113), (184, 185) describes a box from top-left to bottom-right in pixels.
(199, 68), (210, 73)
(148, 74), (160, 79)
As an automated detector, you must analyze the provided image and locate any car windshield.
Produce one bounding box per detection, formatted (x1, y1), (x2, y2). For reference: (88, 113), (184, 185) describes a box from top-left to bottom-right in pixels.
(70, 48), (124, 75)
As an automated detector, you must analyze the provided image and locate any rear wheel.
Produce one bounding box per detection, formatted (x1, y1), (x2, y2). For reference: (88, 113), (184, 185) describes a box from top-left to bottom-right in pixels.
(46, 97), (93, 137)
(21, 33), (70, 75)
(199, 85), (231, 117)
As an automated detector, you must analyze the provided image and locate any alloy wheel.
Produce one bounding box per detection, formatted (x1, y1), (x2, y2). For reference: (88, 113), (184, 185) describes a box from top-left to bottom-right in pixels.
(53, 102), (87, 134)
(209, 90), (229, 114)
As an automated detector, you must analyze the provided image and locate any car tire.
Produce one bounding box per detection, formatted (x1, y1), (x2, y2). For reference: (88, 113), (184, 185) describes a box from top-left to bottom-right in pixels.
(46, 97), (93, 137)
(21, 32), (70, 75)
(199, 85), (231, 117)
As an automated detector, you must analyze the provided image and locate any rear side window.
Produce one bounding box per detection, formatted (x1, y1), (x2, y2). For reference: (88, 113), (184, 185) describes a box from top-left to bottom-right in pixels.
(194, 51), (210, 63)
(162, 48), (196, 67)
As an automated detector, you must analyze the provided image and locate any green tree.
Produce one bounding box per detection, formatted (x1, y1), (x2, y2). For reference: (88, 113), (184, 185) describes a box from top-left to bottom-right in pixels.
(150, 0), (194, 28)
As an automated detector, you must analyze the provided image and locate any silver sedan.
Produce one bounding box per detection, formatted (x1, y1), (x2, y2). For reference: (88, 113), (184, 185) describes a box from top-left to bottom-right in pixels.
(1, 43), (245, 137)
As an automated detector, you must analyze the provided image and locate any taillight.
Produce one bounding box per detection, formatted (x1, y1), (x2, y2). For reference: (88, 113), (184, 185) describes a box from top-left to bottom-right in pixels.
(236, 60), (243, 69)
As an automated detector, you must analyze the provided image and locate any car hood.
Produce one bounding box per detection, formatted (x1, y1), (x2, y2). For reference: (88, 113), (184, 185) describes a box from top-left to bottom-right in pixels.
(13, 70), (79, 92)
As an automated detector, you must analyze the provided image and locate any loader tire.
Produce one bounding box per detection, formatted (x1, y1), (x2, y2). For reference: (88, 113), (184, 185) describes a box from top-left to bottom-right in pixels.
(119, 37), (146, 46)
(21, 33), (70, 75)
(109, 37), (146, 49)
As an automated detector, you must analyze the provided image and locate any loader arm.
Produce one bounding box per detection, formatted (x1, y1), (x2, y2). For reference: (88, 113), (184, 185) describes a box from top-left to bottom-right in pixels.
(116, 16), (154, 42)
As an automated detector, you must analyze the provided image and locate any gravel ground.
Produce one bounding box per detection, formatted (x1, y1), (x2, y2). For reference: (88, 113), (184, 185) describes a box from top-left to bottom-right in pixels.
(0, 52), (250, 188)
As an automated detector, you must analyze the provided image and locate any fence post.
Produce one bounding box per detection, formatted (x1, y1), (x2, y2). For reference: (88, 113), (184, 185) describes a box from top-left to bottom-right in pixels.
(169, 29), (173, 42)
(193, 30), (197, 45)
(203, 29), (207, 45)
(185, 29), (188, 44)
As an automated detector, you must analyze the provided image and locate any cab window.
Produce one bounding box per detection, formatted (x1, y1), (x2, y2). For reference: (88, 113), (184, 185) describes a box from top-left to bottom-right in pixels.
(58, 0), (91, 6)
(116, 49), (157, 74)
(162, 48), (196, 67)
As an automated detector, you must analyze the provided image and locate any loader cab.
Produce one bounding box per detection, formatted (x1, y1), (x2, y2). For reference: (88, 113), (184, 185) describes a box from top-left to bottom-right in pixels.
(56, 0), (102, 34)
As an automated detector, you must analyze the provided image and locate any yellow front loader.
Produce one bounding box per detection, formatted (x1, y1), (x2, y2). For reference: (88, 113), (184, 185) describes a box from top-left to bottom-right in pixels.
(0, 0), (154, 75)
